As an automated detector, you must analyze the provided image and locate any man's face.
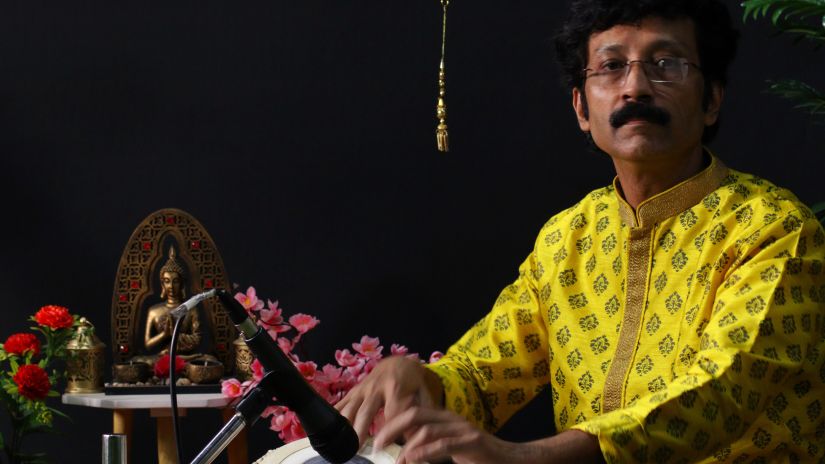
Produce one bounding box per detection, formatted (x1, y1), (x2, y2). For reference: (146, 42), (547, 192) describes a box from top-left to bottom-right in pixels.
(572, 17), (722, 165)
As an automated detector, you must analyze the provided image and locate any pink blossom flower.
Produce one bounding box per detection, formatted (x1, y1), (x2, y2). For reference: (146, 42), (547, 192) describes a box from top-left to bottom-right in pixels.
(251, 358), (264, 382)
(270, 409), (292, 431)
(283, 421), (306, 442)
(277, 336), (294, 354)
(289, 314), (320, 334)
(335, 349), (360, 367)
(310, 379), (335, 403)
(353, 335), (383, 360)
(337, 368), (358, 391)
(221, 378), (244, 398)
(317, 364), (357, 397)
(345, 357), (366, 377)
(235, 287), (265, 313)
(363, 358), (379, 375)
(316, 364), (343, 385)
(390, 344), (409, 356)
(262, 405), (288, 419)
(259, 300), (291, 333)
(265, 327), (281, 341)
(429, 351), (444, 364)
(269, 409), (306, 443)
(295, 361), (317, 380)
(218, 285), (440, 444)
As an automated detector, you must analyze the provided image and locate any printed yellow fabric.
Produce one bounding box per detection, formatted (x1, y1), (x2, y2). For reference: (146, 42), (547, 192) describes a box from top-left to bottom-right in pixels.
(427, 155), (825, 463)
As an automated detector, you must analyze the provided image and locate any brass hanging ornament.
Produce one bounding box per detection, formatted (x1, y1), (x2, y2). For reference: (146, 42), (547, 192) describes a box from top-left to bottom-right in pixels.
(436, 0), (450, 152)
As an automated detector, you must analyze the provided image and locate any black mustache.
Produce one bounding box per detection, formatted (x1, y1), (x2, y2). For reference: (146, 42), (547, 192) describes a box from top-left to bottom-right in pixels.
(609, 102), (671, 128)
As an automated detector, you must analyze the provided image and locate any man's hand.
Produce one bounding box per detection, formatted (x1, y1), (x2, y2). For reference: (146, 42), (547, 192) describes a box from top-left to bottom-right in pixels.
(335, 356), (443, 444)
(375, 407), (604, 464)
(373, 406), (516, 464)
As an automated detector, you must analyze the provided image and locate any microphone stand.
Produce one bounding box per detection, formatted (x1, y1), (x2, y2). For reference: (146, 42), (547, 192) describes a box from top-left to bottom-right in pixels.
(165, 289), (217, 464)
(190, 371), (279, 464)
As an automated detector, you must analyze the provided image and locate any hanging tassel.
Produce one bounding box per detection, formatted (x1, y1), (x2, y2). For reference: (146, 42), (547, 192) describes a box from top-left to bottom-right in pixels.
(436, 0), (450, 152)
(436, 59), (449, 152)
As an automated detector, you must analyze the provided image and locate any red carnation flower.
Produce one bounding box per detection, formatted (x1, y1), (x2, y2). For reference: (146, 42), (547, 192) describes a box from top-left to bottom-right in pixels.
(34, 305), (74, 329)
(154, 354), (186, 378)
(4, 333), (41, 357)
(13, 364), (51, 400)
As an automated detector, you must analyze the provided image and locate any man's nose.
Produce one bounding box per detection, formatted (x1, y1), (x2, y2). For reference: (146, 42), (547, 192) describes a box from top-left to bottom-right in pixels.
(622, 61), (654, 102)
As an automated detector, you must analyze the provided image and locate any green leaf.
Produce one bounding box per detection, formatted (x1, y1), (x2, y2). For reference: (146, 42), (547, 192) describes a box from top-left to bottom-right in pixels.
(0, 385), (17, 408)
(47, 407), (71, 421)
(766, 79), (825, 117)
(4, 384), (18, 396)
(46, 390), (58, 398)
(0, 431), (5, 450)
(742, 0), (825, 42)
(9, 358), (19, 372)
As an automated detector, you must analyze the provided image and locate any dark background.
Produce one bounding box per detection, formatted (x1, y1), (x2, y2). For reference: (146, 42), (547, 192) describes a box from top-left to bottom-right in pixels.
(0, 1), (822, 463)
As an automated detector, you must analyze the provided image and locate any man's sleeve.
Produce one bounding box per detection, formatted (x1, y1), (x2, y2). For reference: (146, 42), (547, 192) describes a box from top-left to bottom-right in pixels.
(426, 249), (551, 432)
(572, 210), (825, 463)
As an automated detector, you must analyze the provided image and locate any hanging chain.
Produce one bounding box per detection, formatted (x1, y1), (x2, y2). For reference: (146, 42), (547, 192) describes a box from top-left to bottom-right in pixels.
(436, 0), (450, 152)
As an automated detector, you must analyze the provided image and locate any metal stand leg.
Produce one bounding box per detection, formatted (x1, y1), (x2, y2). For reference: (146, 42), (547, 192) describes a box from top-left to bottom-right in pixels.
(222, 408), (248, 464)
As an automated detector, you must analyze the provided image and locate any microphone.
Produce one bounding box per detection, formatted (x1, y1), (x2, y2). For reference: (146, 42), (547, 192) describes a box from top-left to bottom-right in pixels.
(215, 289), (359, 463)
(169, 289), (217, 320)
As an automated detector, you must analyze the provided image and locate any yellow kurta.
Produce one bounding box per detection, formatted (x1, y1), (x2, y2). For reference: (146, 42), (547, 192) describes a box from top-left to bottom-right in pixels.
(427, 156), (825, 463)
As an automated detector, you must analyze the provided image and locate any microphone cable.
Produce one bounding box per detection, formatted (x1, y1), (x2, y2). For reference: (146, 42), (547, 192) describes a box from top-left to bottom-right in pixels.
(169, 315), (186, 464)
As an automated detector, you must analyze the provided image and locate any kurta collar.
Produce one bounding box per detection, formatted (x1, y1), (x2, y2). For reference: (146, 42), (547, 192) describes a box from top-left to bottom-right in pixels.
(614, 151), (729, 229)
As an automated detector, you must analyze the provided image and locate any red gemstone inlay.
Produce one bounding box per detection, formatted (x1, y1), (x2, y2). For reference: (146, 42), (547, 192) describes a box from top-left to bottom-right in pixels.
(119, 344), (129, 353)
(130, 280), (140, 289)
(190, 240), (201, 250)
(204, 279), (214, 288)
(166, 216), (176, 225)
(216, 343), (226, 351)
(118, 294), (127, 302)
(142, 241), (152, 250)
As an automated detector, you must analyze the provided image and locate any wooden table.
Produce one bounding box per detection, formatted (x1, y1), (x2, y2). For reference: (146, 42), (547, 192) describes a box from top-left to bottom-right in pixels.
(62, 392), (247, 464)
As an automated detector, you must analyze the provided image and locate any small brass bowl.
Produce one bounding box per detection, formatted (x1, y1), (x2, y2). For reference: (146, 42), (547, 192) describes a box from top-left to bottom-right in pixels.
(112, 361), (150, 384)
(185, 359), (224, 384)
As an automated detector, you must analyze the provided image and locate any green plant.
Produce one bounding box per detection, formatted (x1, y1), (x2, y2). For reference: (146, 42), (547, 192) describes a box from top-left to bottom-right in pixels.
(742, 0), (825, 223)
(742, 0), (825, 119)
(0, 306), (79, 464)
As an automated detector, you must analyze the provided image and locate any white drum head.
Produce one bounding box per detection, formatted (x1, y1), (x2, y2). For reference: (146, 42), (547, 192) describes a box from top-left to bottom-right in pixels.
(254, 437), (402, 464)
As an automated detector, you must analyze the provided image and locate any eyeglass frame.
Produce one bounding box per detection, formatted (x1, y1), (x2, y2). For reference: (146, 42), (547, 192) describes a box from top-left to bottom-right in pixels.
(582, 57), (702, 86)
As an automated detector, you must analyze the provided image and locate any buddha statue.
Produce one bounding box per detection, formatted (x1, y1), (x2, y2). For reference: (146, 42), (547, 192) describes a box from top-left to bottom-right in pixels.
(134, 246), (208, 367)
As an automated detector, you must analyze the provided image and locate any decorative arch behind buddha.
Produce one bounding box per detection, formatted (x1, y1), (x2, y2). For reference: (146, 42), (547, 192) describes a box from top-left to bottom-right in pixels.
(111, 208), (234, 366)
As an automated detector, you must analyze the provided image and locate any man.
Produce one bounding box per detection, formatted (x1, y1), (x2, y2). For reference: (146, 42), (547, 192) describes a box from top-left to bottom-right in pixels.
(337, 1), (825, 462)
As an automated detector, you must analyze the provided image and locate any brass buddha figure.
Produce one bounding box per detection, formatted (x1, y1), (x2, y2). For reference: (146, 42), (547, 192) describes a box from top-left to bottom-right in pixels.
(135, 246), (207, 367)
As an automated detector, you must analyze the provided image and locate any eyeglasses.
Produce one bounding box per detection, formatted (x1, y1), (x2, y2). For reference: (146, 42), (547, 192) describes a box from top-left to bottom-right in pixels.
(583, 57), (701, 86)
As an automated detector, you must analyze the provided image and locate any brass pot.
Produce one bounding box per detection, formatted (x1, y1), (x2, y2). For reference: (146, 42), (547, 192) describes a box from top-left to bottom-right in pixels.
(112, 361), (151, 384)
(185, 359), (224, 384)
(66, 318), (106, 393)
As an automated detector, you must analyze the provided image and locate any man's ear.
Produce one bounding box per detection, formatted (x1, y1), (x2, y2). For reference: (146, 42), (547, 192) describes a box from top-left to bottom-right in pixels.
(704, 82), (723, 126)
(572, 87), (590, 132)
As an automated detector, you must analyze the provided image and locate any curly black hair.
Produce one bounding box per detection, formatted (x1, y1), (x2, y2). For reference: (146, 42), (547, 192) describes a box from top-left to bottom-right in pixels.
(555, 0), (739, 143)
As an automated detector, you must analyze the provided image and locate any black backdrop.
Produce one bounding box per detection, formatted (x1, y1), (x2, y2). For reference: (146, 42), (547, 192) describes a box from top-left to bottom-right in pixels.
(0, 1), (822, 463)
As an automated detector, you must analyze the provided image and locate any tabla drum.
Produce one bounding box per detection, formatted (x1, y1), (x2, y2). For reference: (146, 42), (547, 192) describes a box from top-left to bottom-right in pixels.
(254, 437), (403, 464)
